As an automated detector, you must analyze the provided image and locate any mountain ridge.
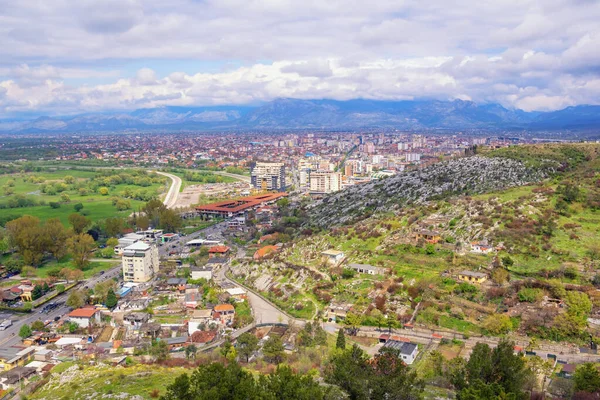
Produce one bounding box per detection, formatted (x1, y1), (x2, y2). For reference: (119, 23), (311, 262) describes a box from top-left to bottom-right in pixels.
(0, 98), (599, 133)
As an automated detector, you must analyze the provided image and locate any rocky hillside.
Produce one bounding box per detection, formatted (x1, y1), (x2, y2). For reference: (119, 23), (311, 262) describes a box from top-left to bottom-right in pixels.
(307, 155), (551, 227)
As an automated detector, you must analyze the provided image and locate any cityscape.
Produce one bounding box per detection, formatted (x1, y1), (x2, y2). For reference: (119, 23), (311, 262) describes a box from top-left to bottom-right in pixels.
(1, 1), (600, 400)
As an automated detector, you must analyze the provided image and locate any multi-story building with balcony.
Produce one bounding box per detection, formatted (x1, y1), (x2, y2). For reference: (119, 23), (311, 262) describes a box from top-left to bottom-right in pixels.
(122, 242), (159, 282)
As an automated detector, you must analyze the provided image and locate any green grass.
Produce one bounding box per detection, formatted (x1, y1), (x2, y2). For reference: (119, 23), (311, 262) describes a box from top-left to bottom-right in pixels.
(437, 315), (480, 334)
(32, 259), (119, 279)
(30, 363), (186, 399)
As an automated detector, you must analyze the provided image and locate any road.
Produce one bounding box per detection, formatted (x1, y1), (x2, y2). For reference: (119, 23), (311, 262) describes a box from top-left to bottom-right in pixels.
(155, 171), (182, 209)
(0, 265), (122, 349)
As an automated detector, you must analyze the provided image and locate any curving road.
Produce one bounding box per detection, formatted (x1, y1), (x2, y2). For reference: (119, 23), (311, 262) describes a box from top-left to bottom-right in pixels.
(155, 171), (182, 209)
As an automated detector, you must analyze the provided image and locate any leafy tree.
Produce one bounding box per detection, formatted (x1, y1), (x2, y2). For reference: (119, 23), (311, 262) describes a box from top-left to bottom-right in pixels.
(64, 175), (75, 184)
(73, 203), (84, 212)
(185, 344), (198, 361)
(106, 237), (119, 248)
(237, 332), (259, 362)
(105, 288), (118, 308)
(564, 291), (592, 322)
(19, 324), (32, 339)
(67, 290), (86, 309)
(56, 284), (65, 293)
(501, 256), (514, 267)
(491, 268), (509, 285)
(99, 187), (109, 195)
(336, 328), (346, 349)
(94, 280), (117, 303)
(31, 320), (46, 331)
(263, 335), (285, 364)
(5, 215), (47, 266)
(44, 218), (69, 260)
(574, 363), (600, 393)
(32, 285), (43, 300)
(150, 339), (169, 361)
(67, 233), (95, 269)
(482, 314), (513, 335)
(68, 322), (79, 333)
(68, 213), (91, 234)
(344, 312), (363, 336)
(104, 217), (124, 237)
(258, 365), (325, 400)
(425, 243), (436, 255)
(49, 201), (61, 209)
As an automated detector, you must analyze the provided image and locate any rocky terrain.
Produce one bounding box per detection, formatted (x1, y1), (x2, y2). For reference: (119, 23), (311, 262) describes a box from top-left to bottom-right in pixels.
(307, 155), (552, 228)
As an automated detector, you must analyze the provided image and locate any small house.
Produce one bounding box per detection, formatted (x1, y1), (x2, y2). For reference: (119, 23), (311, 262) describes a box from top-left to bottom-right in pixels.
(383, 339), (419, 364)
(347, 263), (384, 275)
(208, 246), (230, 258)
(68, 307), (101, 328)
(191, 266), (213, 281)
(458, 270), (488, 284)
(415, 230), (441, 244)
(321, 250), (345, 265)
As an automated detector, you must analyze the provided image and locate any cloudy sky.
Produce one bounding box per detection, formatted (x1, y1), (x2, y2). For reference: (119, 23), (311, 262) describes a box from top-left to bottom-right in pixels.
(0, 0), (599, 117)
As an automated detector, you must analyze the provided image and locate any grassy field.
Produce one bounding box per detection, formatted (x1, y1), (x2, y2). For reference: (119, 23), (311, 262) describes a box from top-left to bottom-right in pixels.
(0, 168), (167, 225)
(30, 362), (186, 400)
(31, 258), (119, 279)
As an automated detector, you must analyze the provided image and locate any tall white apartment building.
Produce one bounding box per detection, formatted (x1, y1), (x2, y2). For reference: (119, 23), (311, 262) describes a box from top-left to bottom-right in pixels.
(309, 171), (342, 194)
(251, 162), (286, 191)
(122, 242), (159, 282)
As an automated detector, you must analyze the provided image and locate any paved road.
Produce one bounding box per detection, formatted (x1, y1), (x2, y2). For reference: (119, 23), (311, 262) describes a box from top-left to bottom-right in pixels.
(0, 265), (122, 349)
(155, 171), (182, 209)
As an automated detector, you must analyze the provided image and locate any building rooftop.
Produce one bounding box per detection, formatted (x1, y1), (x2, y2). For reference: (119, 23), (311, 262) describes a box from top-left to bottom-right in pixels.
(459, 270), (488, 278)
(124, 242), (151, 251)
(196, 193), (287, 213)
(214, 304), (235, 312)
(69, 308), (98, 318)
(322, 249), (344, 256)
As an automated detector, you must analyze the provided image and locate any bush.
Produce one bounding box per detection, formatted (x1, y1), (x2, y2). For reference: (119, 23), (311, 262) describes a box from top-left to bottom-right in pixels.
(518, 288), (543, 303)
(49, 202), (61, 209)
(74, 203), (84, 212)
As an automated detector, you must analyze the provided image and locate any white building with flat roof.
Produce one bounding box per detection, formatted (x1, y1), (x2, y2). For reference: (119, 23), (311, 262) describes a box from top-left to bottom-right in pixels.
(309, 171), (342, 194)
(122, 242), (159, 282)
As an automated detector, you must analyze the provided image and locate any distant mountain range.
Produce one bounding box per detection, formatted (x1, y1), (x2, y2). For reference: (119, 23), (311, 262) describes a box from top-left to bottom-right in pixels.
(0, 99), (599, 133)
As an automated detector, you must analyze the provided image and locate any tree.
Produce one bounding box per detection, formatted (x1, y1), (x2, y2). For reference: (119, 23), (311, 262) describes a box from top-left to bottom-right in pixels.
(67, 233), (95, 269)
(263, 335), (285, 364)
(44, 218), (69, 260)
(258, 365), (325, 400)
(336, 328), (346, 349)
(344, 312), (363, 336)
(491, 268), (509, 285)
(5, 215), (47, 266)
(56, 284), (65, 293)
(19, 324), (32, 339)
(574, 363), (600, 393)
(32, 285), (43, 300)
(106, 237), (119, 248)
(104, 217), (124, 237)
(185, 344), (198, 361)
(67, 290), (86, 309)
(150, 339), (169, 361)
(31, 320), (46, 331)
(74, 203), (84, 212)
(237, 332), (259, 362)
(99, 187), (109, 195)
(61, 193), (71, 203)
(64, 175), (75, 184)
(68, 213), (91, 234)
(482, 314), (513, 335)
(105, 288), (118, 308)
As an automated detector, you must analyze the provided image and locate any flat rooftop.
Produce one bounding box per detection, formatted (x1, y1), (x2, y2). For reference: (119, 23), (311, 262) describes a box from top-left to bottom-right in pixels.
(196, 193), (288, 213)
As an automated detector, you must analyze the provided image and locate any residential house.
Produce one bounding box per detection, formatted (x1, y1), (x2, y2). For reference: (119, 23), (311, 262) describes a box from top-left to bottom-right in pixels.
(68, 307), (101, 328)
(321, 250), (345, 265)
(185, 289), (202, 309)
(458, 270), (488, 284)
(382, 339), (419, 364)
(190, 330), (217, 344)
(123, 312), (150, 330)
(415, 230), (441, 244)
(213, 304), (235, 324)
(470, 241), (494, 254)
(225, 287), (247, 302)
(208, 245), (230, 258)
(188, 309), (213, 335)
(347, 263), (384, 275)
(0, 348), (35, 371)
(191, 266), (213, 281)
(326, 303), (352, 323)
(0, 366), (37, 390)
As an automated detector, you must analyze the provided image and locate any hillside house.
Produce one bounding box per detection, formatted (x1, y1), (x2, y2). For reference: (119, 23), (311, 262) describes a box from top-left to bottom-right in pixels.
(213, 304), (235, 324)
(347, 263), (384, 275)
(470, 241), (494, 254)
(208, 245), (230, 258)
(322, 250), (345, 265)
(458, 270), (488, 284)
(191, 266), (213, 281)
(415, 230), (441, 244)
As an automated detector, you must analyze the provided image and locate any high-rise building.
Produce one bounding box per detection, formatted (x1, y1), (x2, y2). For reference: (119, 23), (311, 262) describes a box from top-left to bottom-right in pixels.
(251, 162), (286, 191)
(122, 242), (159, 282)
(310, 171), (342, 194)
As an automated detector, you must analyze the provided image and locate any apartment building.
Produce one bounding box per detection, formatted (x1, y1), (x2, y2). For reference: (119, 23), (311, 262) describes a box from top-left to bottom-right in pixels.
(122, 242), (159, 282)
(309, 171), (342, 194)
(251, 162), (286, 191)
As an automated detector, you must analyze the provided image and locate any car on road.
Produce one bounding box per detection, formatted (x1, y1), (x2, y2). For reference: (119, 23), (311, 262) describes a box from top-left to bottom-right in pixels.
(0, 319), (12, 330)
(99, 271), (105, 275)
(54, 316), (61, 322)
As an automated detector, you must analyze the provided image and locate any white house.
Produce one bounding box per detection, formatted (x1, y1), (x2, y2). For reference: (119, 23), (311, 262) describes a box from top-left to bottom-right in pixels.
(68, 308), (101, 328)
(191, 266), (213, 281)
(188, 309), (212, 335)
(321, 249), (345, 265)
(383, 340), (419, 365)
(347, 263), (384, 275)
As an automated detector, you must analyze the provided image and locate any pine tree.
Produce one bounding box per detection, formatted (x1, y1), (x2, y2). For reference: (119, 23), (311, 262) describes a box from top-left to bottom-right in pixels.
(105, 288), (118, 309)
(336, 328), (346, 349)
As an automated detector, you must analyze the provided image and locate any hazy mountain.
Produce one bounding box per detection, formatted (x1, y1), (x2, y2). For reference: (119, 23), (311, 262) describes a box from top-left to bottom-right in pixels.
(0, 99), (598, 133)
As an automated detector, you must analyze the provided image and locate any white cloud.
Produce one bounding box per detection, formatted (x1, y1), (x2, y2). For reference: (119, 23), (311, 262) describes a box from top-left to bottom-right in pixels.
(0, 0), (599, 114)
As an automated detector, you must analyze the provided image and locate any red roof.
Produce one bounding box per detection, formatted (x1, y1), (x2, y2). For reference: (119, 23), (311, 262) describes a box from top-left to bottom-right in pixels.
(209, 245), (230, 253)
(69, 308), (98, 318)
(214, 304), (235, 312)
(254, 245), (278, 259)
(196, 193), (288, 213)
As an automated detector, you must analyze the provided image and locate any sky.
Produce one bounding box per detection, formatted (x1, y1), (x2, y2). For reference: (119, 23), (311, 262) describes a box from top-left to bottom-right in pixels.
(0, 0), (599, 117)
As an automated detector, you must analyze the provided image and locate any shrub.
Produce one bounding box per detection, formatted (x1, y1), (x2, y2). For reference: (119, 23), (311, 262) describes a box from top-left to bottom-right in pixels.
(518, 288), (543, 303)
